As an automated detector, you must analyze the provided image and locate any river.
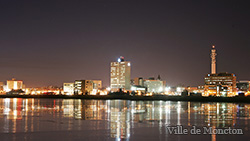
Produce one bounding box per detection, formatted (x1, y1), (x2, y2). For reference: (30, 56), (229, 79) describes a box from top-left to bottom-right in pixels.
(0, 98), (249, 141)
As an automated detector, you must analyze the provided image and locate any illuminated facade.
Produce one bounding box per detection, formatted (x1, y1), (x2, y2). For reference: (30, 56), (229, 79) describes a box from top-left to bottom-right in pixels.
(204, 46), (237, 97)
(0, 82), (4, 93)
(204, 72), (237, 97)
(74, 80), (102, 95)
(92, 80), (102, 89)
(110, 56), (131, 91)
(143, 79), (165, 93)
(63, 83), (74, 95)
(6, 78), (24, 92)
(237, 81), (250, 95)
(25, 86), (62, 95)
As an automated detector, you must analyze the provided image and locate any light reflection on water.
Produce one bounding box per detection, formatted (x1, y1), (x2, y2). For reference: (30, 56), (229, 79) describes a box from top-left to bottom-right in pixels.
(0, 98), (250, 140)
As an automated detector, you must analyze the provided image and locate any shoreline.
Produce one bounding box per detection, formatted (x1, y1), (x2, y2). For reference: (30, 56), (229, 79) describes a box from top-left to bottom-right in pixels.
(0, 95), (250, 103)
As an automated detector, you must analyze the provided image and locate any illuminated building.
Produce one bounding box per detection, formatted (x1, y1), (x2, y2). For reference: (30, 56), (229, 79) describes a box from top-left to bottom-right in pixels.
(134, 77), (143, 86)
(110, 56), (131, 91)
(6, 78), (24, 92)
(204, 72), (237, 97)
(204, 46), (237, 97)
(0, 82), (4, 94)
(25, 86), (62, 95)
(185, 86), (204, 95)
(63, 83), (74, 95)
(143, 79), (165, 93)
(74, 80), (102, 95)
(92, 80), (102, 89)
(130, 85), (147, 95)
(132, 76), (166, 94)
(237, 81), (250, 95)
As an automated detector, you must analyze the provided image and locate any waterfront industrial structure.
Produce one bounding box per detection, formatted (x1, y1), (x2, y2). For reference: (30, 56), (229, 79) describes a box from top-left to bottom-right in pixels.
(110, 56), (131, 91)
(203, 46), (237, 97)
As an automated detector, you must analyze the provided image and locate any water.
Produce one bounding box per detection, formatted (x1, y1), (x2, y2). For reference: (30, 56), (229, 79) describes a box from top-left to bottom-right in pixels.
(0, 98), (249, 141)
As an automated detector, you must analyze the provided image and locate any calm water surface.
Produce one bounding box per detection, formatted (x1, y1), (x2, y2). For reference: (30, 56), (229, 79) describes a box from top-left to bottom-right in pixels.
(0, 98), (249, 141)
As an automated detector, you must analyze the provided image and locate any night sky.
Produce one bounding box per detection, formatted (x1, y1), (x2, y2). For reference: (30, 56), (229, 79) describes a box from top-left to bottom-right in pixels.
(0, 0), (249, 87)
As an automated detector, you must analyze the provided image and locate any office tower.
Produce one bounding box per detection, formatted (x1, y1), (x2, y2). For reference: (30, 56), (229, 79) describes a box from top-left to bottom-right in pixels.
(110, 56), (131, 91)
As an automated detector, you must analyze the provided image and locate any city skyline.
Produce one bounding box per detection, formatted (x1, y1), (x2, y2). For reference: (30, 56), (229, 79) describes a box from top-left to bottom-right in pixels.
(1, 1), (250, 87)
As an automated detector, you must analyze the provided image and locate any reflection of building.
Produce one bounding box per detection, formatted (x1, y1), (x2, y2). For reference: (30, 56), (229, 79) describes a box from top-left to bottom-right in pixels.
(6, 78), (24, 92)
(110, 100), (130, 139)
(74, 80), (102, 95)
(63, 83), (74, 95)
(110, 56), (131, 91)
(200, 103), (237, 128)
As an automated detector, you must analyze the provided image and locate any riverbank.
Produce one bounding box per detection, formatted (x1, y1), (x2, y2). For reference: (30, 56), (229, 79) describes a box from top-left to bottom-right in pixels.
(0, 94), (250, 103)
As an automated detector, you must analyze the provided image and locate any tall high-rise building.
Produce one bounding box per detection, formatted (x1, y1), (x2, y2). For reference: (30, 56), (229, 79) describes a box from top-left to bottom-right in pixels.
(110, 56), (131, 91)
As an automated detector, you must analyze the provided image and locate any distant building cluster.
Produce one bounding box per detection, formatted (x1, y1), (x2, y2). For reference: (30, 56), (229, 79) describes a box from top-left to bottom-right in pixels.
(0, 78), (25, 94)
(0, 46), (249, 97)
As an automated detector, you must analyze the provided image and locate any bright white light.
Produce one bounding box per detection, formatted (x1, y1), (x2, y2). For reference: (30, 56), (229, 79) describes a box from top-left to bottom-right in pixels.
(165, 87), (171, 92)
(118, 58), (121, 62)
(106, 87), (111, 91)
(159, 87), (163, 92)
(131, 86), (136, 91)
(177, 87), (182, 93)
(128, 63), (131, 66)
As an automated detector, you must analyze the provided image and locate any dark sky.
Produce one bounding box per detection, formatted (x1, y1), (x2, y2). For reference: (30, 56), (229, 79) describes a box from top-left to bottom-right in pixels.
(0, 0), (249, 87)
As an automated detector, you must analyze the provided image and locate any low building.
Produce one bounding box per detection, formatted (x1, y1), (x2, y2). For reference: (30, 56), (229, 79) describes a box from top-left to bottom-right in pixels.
(63, 83), (74, 95)
(237, 81), (250, 96)
(143, 79), (165, 93)
(6, 78), (24, 92)
(74, 80), (102, 95)
(92, 80), (102, 89)
(134, 77), (144, 86)
(133, 76), (166, 94)
(204, 72), (237, 97)
(131, 85), (147, 95)
(0, 82), (4, 93)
